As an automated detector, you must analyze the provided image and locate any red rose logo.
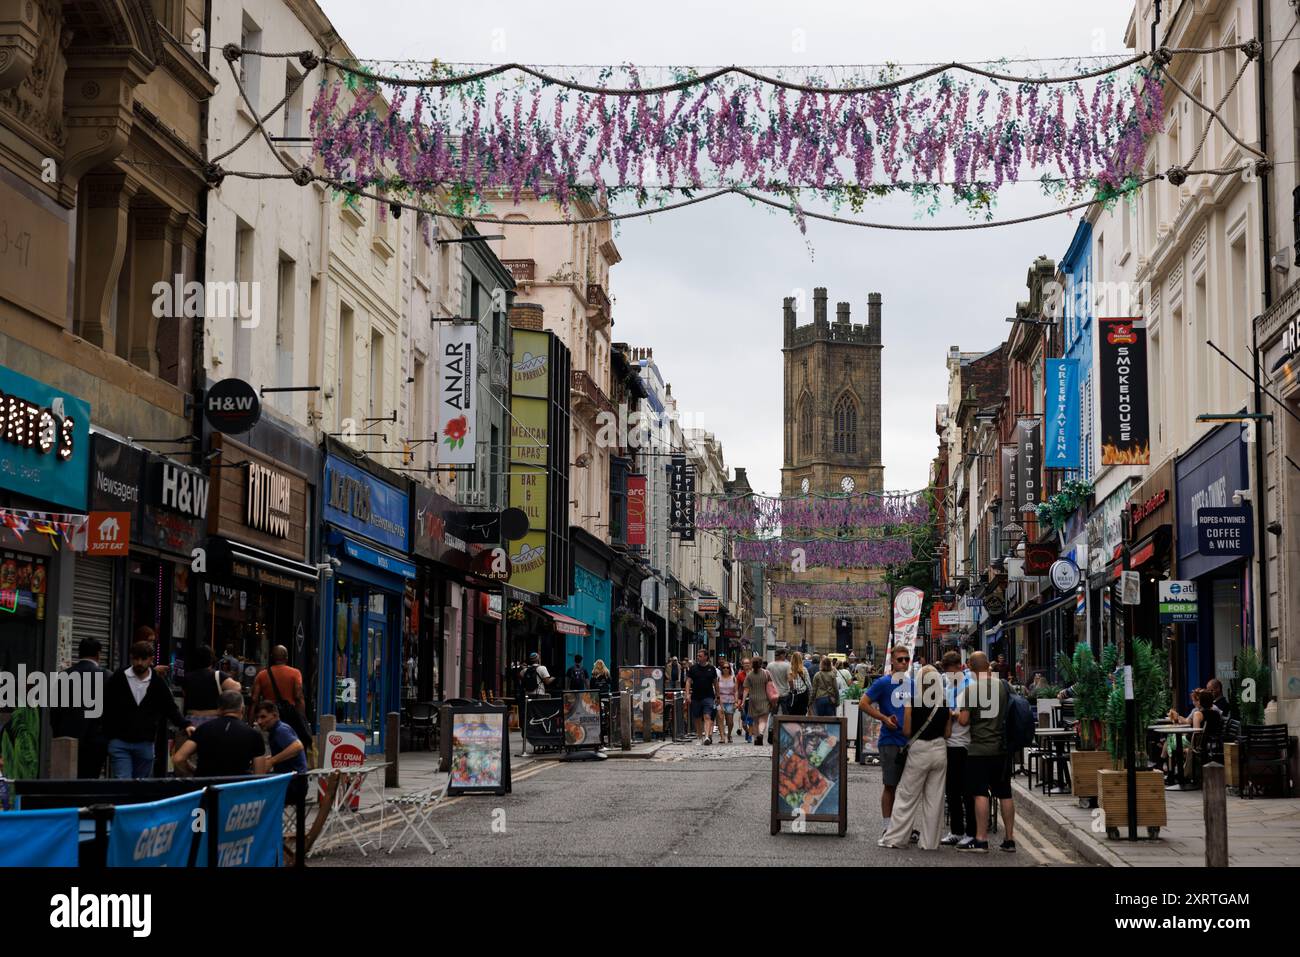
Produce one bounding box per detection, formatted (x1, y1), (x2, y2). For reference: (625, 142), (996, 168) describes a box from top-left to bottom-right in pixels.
(443, 415), (469, 450)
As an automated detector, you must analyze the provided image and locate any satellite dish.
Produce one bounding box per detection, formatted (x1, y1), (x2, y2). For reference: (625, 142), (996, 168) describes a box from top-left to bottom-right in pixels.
(500, 507), (530, 541)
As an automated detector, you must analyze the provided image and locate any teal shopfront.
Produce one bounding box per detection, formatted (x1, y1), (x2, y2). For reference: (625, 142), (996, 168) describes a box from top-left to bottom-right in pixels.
(545, 528), (612, 672)
(319, 451), (414, 753)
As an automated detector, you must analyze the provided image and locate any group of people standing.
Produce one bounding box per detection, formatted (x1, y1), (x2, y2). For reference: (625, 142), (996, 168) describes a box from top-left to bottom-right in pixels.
(863, 648), (1017, 854)
(38, 633), (310, 798)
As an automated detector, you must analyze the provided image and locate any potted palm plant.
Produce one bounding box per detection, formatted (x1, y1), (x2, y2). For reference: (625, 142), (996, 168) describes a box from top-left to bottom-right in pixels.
(1098, 638), (1171, 837)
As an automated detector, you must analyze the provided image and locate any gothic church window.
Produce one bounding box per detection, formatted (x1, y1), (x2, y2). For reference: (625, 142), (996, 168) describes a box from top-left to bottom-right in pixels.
(799, 396), (813, 459)
(833, 394), (858, 454)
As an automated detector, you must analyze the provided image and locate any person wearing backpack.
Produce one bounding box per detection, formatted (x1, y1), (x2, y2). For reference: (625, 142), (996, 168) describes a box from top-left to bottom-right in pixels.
(955, 651), (1017, 853)
(519, 652), (554, 697)
(566, 655), (590, 690)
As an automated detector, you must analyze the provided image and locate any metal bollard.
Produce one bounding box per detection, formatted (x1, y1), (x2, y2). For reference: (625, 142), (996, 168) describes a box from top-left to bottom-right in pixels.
(643, 693), (654, 743)
(317, 715), (336, 770)
(619, 691), (632, 751)
(386, 712), (400, 788)
(1203, 762), (1228, 867)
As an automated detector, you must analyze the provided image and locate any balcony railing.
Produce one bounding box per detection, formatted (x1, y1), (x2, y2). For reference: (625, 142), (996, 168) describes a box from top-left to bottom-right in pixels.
(586, 282), (611, 325)
(501, 259), (536, 283)
(571, 368), (613, 419)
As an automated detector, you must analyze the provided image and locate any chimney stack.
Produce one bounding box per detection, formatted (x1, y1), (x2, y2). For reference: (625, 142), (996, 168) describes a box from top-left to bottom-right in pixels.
(867, 292), (882, 344)
(836, 302), (850, 325)
(508, 301), (544, 330)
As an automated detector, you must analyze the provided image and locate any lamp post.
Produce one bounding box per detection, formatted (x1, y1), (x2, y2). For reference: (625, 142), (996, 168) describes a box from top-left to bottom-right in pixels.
(1120, 510), (1138, 841)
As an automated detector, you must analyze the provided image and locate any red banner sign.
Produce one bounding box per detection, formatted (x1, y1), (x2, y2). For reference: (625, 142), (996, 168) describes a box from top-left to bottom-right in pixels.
(627, 474), (647, 546)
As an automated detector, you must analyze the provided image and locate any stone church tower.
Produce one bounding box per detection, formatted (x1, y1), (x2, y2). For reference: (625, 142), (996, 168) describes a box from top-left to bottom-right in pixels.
(778, 289), (889, 658)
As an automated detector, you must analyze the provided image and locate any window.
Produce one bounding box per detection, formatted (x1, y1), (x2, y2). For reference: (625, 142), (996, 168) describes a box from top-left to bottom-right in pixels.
(274, 254), (295, 412)
(338, 303), (355, 427)
(412, 357), (427, 465)
(792, 604), (804, 626)
(1150, 326), (1163, 448)
(833, 394), (858, 453)
(283, 63), (304, 141)
(1221, 41), (1240, 159)
(798, 395), (813, 459)
(239, 12), (263, 114)
(233, 220), (254, 381)
(1194, 273), (1209, 422)
(369, 328), (385, 422)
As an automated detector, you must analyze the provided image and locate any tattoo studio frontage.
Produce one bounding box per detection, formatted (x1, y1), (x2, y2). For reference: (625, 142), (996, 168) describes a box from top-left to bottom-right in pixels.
(320, 449), (414, 753)
(203, 432), (319, 707)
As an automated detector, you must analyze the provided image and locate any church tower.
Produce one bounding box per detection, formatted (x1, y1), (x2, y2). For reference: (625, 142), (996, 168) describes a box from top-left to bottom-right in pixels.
(779, 289), (888, 657)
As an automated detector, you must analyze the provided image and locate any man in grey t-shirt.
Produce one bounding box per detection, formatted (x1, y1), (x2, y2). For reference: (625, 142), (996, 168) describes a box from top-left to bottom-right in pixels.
(767, 649), (792, 714)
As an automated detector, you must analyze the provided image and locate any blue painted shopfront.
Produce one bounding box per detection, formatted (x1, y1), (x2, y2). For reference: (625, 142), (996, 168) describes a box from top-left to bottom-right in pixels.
(1059, 220), (1095, 482)
(318, 453), (413, 754)
(546, 564), (611, 670)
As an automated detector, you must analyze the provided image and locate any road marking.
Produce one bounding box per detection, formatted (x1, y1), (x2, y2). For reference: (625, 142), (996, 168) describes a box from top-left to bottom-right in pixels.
(1015, 814), (1070, 865)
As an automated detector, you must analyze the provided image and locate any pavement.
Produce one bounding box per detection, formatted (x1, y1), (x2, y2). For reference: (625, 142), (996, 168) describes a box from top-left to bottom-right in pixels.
(1010, 773), (1300, 867)
(306, 734), (1083, 867)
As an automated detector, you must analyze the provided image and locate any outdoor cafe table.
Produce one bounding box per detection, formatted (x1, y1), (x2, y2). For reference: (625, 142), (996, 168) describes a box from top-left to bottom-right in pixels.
(1033, 727), (1077, 794)
(1148, 724), (1204, 789)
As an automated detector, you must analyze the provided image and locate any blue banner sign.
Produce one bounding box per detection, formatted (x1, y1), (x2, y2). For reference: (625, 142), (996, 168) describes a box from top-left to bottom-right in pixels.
(0, 364), (91, 509)
(1044, 358), (1080, 469)
(200, 775), (291, 867)
(106, 789), (204, 867)
(323, 454), (409, 552)
(0, 807), (79, 866)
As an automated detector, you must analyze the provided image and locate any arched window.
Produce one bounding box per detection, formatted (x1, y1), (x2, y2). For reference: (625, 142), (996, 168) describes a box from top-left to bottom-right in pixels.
(833, 394), (858, 453)
(798, 396), (813, 459)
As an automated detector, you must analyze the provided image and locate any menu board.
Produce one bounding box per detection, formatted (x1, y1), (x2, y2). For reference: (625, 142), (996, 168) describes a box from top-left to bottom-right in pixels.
(770, 716), (847, 835)
(562, 691), (602, 749)
(857, 711), (882, 762)
(618, 666), (665, 734)
(448, 707), (511, 795)
(524, 697), (563, 751)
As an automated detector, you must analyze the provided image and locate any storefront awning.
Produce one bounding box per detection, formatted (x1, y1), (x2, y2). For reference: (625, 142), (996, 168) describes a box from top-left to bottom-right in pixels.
(996, 591), (1078, 631)
(226, 539), (320, 584)
(539, 608), (590, 636)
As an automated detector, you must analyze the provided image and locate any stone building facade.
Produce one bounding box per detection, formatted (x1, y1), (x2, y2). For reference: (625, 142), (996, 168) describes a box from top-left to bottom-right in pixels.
(778, 288), (888, 656)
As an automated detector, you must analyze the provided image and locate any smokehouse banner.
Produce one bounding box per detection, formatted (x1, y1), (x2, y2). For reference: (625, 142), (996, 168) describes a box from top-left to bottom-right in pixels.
(1098, 317), (1150, 465)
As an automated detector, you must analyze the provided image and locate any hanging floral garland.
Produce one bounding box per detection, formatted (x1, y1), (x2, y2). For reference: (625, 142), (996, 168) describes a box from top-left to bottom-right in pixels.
(768, 581), (890, 601)
(696, 491), (928, 534)
(308, 61), (1165, 220)
(733, 536), (914, 568)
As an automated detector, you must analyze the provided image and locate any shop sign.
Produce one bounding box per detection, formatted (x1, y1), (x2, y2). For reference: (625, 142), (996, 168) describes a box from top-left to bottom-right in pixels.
(438, 324), (477, 467)
(156, 461), (209, 521)
(209, 435), (308, 561)
(1044, 358), (1080, 468)
(324, 454), (409, 552)
(413, 484), (466, 562)
(0, 365), (90, 509)
(1017, 420), (1041, 513)
(1024, 543), (1057, 575)
(1158, 580), (1198, 623)
(1098, 318), (1150, 465)
(204, 379), (261, 434)
(627, 474), (647, 546)
(340, 535), (417, 580)
(938, 610), (961, 626)
(246, 461), (291, 538)
(85, 511), (130, 556)
(1049, 559), (1080, 592)
(470, 547), (512, 581)
(89, 433), (144, 514)
(1196, 506), (1253, 559)
(1119, 570), (1141, 605)
(1129, 488), (1168, 531)
(1176, 422), (1249, 579)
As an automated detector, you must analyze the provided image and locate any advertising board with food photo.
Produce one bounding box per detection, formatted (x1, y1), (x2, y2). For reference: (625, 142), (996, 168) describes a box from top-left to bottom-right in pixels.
(562, 691), (602, 749)
(770, 716), (847, 835)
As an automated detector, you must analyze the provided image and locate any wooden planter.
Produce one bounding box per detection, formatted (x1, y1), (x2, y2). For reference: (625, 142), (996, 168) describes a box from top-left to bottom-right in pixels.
(1070, 750), (1119, 798)
(1098, 769), (1167, 838)
(1224, 741), (1239, 789)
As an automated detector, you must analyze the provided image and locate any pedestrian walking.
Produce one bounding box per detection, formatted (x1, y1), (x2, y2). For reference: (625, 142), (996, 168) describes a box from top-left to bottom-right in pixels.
(566, 655), (590, 690)
(685, 650), (720, 744)
(717, 660), (738, 743)
(879, 665), (951, 850)
(940, 651), (977, 848)
(666, 656), (683, 690)
(102, 640), (194, 779)
(519, 652), (555, 697)
(767, 649), (791, 715)
(590, 659), (613, 695)
(741, 658), (775, 746)
(862, 645), (914, 837)
(787, 651), (811, 716)
(956, 651), (1016, 853)
(172, 691), (264, 777)
(810, 656), (840, 717)
(49, 638), (108, 779)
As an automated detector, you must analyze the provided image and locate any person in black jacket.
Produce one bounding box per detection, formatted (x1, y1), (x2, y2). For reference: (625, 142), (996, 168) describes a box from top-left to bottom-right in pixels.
(103, 640), (194, 778)
(50, 638), (108, 778)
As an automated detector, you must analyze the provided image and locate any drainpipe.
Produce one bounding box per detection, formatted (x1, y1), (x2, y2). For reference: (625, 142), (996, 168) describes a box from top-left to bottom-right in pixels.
(1254, 0), (1272, 657)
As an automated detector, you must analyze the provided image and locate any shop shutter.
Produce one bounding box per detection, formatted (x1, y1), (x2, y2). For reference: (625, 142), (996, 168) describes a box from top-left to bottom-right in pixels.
(71, 557), (114, 669)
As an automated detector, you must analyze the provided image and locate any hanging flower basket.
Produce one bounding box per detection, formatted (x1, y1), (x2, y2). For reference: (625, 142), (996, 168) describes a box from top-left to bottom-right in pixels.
(1034, 479), (1094, 531)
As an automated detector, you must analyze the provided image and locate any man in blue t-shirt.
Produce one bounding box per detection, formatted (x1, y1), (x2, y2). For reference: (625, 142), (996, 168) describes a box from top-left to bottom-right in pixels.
(862, 645), (914, 837)
(255, 700), (308, 806)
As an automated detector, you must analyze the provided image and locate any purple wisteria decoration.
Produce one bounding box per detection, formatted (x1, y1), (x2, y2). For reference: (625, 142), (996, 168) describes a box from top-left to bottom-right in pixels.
(696, 491), (929, 534)
(768, 581), (891, 601)
(308, 64), (1165, 215)
(732, 536), (914, 568)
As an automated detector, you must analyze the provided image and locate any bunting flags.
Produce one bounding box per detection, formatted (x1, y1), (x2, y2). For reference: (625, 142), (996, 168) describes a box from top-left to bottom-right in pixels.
(0, 508), (88, 548)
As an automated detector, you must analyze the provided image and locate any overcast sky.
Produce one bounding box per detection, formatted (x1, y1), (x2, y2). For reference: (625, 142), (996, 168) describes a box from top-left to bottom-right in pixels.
(319, 0), (1135, 495)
